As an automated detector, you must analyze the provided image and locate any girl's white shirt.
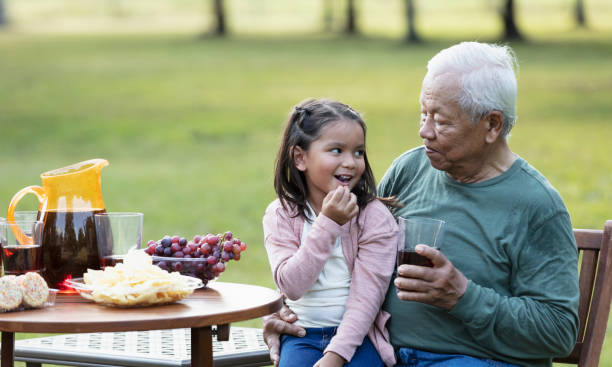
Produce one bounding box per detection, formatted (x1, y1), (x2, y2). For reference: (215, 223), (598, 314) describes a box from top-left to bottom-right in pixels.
(285, 202), (351, 327)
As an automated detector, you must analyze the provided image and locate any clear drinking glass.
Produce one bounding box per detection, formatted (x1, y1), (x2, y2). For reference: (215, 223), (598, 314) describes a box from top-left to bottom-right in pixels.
(0, 211), (40, 266)
(10, 211), (39, 221)
(1, 219), (44, 275)
(94, 212), (143, 268)
(397, 216), (445, 268)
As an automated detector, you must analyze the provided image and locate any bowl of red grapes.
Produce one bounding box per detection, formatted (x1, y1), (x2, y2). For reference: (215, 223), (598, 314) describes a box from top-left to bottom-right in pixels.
(143, 231), (246, 286)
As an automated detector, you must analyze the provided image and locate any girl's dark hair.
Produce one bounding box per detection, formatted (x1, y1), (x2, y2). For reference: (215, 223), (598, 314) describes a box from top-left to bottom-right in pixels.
(274, 98), (396, 221)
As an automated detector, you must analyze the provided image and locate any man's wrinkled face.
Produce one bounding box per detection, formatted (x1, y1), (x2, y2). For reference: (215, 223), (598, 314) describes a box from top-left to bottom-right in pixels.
(419, 72), (490, 176)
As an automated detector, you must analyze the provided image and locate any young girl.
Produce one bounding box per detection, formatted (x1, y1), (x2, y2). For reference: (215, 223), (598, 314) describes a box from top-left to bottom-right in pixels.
(263, 99), (398, 367)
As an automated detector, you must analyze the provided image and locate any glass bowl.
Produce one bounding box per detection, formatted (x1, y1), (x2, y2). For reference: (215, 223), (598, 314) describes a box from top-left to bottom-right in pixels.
(151, 256), (225, 287)
(64, 276), (202, 307)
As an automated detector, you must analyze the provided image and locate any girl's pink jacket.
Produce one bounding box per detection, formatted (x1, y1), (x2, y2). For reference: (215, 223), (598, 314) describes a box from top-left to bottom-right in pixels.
(263, 198), (399, 366)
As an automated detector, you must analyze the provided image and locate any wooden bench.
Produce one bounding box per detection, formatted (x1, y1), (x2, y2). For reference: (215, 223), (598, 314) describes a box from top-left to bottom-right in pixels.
(554, 221), (612, 366)
(13, 222), (612, 367)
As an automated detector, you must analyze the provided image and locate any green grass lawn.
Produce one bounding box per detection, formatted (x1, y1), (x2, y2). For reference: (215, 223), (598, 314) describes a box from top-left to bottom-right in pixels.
(1, 2), (612, 365)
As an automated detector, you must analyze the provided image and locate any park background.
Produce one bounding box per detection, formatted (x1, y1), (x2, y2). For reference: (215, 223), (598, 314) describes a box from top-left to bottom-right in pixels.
(1, 0), (611, 365)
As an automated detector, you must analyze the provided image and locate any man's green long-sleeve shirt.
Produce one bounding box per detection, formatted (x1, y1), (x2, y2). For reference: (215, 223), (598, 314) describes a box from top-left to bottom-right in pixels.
(379, 147), (579, 367)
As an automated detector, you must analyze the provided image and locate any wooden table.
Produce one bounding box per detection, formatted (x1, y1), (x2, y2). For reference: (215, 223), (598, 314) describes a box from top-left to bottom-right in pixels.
(0, 282), (282, 367)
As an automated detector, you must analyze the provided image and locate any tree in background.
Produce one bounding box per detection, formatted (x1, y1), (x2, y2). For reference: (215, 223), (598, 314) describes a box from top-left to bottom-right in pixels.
(575, 0), (587, 27)
(404, 0), (420, 42)
(501, 0), (523, 40)
(345, 0), (357, 34)
(212, 0), (226, 36)
(323, 0), (334, 32)
(0, 0), (6, 27)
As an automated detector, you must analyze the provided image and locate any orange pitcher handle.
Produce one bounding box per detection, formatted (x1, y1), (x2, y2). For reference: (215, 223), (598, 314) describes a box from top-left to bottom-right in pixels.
(7, 185), (46, 245)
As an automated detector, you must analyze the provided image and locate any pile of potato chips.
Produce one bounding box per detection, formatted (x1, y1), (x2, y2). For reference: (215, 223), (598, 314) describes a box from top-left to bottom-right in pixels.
(82, 250), (202, 307)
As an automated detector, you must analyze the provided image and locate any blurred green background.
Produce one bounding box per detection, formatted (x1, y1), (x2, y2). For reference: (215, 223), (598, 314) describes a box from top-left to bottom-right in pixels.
(1, 0), (611, 365)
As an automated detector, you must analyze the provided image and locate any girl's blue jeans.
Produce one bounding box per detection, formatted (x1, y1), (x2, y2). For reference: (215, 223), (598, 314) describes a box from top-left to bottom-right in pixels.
(279, 326), (384, 367)
(395, 347), (520, 367)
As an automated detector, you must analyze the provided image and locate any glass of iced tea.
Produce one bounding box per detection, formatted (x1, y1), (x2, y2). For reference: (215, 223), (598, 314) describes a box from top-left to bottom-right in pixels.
(0, 213), (39, 268)
(0, 217), (4, 268)
(1, 219), (43, 275)
(94, 212), (143, 268)
(397, 216), (445, 268)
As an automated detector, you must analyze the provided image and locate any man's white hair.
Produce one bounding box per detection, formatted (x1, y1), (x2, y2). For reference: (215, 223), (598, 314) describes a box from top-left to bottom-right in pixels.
(426, 42), (519, 138)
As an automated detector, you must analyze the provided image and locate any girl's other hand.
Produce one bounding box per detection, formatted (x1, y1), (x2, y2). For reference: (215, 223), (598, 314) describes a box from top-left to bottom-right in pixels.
(313, 351), (346, 367)
(321, 186), (358, 225)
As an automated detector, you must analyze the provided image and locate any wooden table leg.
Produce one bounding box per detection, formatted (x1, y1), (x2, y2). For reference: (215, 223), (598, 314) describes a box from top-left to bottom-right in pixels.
(1, 332), (15, 367)
(216, 323), (230, 341)
(191, 326), (213, 367)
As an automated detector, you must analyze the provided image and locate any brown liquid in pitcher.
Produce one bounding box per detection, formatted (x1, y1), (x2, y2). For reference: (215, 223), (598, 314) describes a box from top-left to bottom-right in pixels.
(39, 209), (105, 289)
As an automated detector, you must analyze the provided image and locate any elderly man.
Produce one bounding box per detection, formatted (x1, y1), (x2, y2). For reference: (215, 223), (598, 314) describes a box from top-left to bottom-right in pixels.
(263, 42), (579, 367)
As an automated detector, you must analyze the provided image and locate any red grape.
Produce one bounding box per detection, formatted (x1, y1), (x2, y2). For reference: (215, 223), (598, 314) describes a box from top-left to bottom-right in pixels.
(200, 243), (211, 255)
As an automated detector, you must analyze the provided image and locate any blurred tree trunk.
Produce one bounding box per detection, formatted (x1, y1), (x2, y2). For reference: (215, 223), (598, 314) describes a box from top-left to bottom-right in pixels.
(501, 0), (523, 41)
(323, 0), (334, 32)
(404, 0), (420, 43)
(575, 0), (586, 27)
(212, 0), (226, 36)
(0, 0), (6, 27)
(345, 0), (357, 34)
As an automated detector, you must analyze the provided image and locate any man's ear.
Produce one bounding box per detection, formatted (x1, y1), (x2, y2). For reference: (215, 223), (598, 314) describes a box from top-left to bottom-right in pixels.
(485, 110), (504, 143)
(293, 146), (307, 171)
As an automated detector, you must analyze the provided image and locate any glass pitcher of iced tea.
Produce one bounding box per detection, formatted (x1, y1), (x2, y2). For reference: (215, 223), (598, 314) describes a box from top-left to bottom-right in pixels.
(7, 159), (109, 289)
